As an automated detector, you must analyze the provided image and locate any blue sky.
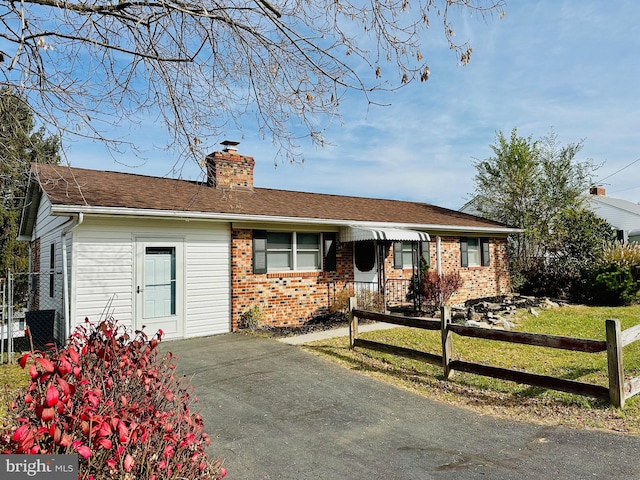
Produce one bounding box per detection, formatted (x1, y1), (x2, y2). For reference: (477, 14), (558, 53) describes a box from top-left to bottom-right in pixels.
(66, 0), (640, 211)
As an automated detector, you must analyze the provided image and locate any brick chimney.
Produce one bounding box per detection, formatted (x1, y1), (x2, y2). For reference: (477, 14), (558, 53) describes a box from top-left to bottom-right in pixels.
(205, 141), (255, 191)
(589, 185), (606, 196)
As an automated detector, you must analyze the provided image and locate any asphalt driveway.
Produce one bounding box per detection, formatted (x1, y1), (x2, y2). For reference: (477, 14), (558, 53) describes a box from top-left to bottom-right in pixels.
(166, 333), (640, 479)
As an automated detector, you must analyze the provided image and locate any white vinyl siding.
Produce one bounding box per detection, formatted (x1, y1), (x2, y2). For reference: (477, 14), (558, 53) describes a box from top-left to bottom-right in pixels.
(70, 217), (230, 338)
(588, 198), (640, 241)
(183, 230), (230, 337)
(72, 228), (135, 325)
(33, 196), (67, 335)
(33, 196), (68, 241)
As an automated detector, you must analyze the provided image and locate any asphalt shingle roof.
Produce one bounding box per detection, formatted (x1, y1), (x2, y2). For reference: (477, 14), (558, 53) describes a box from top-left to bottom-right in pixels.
(33, 163), (510, 230)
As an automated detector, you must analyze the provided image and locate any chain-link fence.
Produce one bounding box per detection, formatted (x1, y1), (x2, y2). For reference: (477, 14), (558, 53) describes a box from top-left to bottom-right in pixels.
(0, 277), (6, 361)
(1, 271), (64, 363)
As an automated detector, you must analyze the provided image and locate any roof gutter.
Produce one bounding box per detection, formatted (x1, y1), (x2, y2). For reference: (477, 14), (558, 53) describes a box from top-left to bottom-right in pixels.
(49, 205), (521, 235)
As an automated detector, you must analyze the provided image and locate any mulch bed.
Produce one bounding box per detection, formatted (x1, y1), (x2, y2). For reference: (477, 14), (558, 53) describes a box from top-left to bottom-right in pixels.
(252, 313), (351, 338)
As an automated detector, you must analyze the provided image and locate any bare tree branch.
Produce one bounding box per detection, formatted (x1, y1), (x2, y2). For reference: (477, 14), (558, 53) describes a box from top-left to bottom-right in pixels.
(0, 0), (505, 166)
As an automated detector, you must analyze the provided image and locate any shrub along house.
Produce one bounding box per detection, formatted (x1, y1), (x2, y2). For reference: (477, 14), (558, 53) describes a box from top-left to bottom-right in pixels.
(19, 141), (518, 341)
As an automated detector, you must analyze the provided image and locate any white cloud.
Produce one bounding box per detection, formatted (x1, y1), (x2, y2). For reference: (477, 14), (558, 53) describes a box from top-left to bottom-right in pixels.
(67, 0), (640, 209)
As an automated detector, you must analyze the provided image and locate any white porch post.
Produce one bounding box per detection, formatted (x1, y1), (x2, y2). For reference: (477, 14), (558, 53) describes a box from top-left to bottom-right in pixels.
(436, 235), (442, 275)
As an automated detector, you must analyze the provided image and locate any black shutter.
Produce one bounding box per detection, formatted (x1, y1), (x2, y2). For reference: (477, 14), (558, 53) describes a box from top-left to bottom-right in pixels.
(393, 242), (403, 269)
(460, 237), (468, 267)
(49, 243), (55, 297)
(252, 230), (267, 274)
(481, 238), (490, 266)
(323, 233), (337, 272)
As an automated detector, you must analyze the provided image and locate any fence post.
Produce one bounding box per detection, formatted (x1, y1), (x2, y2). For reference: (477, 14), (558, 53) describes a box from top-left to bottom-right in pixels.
(7, 272), (14, 363)
(1, 276), (5, 363)
(606, 318), (625, 408)
(349, 296), (358, 349)
(441, 306), (453, 379)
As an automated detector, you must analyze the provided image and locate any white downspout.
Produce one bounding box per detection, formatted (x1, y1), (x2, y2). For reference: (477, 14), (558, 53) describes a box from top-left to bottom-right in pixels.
(436, 235), (442, 276)
(61, 212), (83, 340)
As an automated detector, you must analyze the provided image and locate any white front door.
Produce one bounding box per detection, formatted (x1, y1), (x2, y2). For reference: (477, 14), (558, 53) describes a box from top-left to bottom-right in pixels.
(135, 238), (184, 339)
(353, 240), (378, 284)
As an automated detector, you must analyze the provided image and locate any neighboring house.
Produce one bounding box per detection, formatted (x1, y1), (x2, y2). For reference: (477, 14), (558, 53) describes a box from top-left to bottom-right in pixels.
(458, 197), (481, 217)
(461, 187), (640, 243)
(19, 142), (518, 342)
(587, 186), (640, 243)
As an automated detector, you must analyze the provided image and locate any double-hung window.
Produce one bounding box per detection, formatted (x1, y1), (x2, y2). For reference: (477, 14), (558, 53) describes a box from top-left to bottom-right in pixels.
(466, 238), (481, 266)
(393, 242), (415, 269)
(401, 242), (414, 269)
(253, 231), (336, 273)
(460, 237), (490, 267)
(266, 232), (294, 270)
(296, 233), (321, 270)
(394, 241), (430, 269)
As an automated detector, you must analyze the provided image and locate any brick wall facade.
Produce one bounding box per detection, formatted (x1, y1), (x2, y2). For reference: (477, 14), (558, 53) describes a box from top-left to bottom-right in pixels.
(230, 230), (511, 330)
(436, 236), (511, 303)
(207, 147), (511, 328)
(377, 237), (510, 302)
(230, 229), (354, 330)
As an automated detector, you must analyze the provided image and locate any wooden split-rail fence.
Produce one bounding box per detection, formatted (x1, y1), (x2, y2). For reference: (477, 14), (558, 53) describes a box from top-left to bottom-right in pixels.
(348, 298), (640, 408)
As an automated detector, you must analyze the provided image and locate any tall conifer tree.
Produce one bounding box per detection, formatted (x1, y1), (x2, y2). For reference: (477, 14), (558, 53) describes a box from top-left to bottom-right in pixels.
(0, 89), (60, 276)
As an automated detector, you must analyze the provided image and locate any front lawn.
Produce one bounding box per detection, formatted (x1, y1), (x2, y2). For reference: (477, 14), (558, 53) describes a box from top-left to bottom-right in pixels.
(303, 304), (640, 435)
(0, 362), (29, 422)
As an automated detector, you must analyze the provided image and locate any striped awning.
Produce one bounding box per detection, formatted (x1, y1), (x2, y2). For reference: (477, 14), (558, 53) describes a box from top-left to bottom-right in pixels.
(339, 226), (430, 242)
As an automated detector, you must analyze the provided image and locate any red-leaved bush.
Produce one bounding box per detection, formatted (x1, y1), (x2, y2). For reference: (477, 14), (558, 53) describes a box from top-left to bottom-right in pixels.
(420, 270), (463, 307)
(0, 318), (226, 480)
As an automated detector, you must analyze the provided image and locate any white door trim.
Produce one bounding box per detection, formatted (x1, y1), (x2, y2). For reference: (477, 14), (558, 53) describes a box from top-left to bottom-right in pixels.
(134, 236), (185, 339)
(353, 240), (379, 284)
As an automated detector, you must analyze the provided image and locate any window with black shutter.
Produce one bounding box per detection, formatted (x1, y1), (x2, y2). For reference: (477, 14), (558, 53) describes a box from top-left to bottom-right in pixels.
(481, 238), (490, 266)
(393, 242), (403, 269)
(323, 233), (337, 271)
(460, 237), (469, 267)
(461, 237), (490, 267)
(49, 243), (55, 297)
(252, 230), (267, 274)
(421, 241), (430, 267)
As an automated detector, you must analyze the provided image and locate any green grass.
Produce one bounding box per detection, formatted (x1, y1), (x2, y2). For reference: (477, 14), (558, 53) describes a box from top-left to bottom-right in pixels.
(303, 304), (640, 435)
(0, 362), (29, 422)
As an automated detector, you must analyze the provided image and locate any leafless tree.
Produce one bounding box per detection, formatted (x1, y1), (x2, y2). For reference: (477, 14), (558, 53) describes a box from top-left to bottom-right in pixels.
(0, 0), (504, 165)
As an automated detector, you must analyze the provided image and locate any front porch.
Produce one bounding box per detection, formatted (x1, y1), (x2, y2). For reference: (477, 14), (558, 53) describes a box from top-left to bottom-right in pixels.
(327, 279), (420, 315)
